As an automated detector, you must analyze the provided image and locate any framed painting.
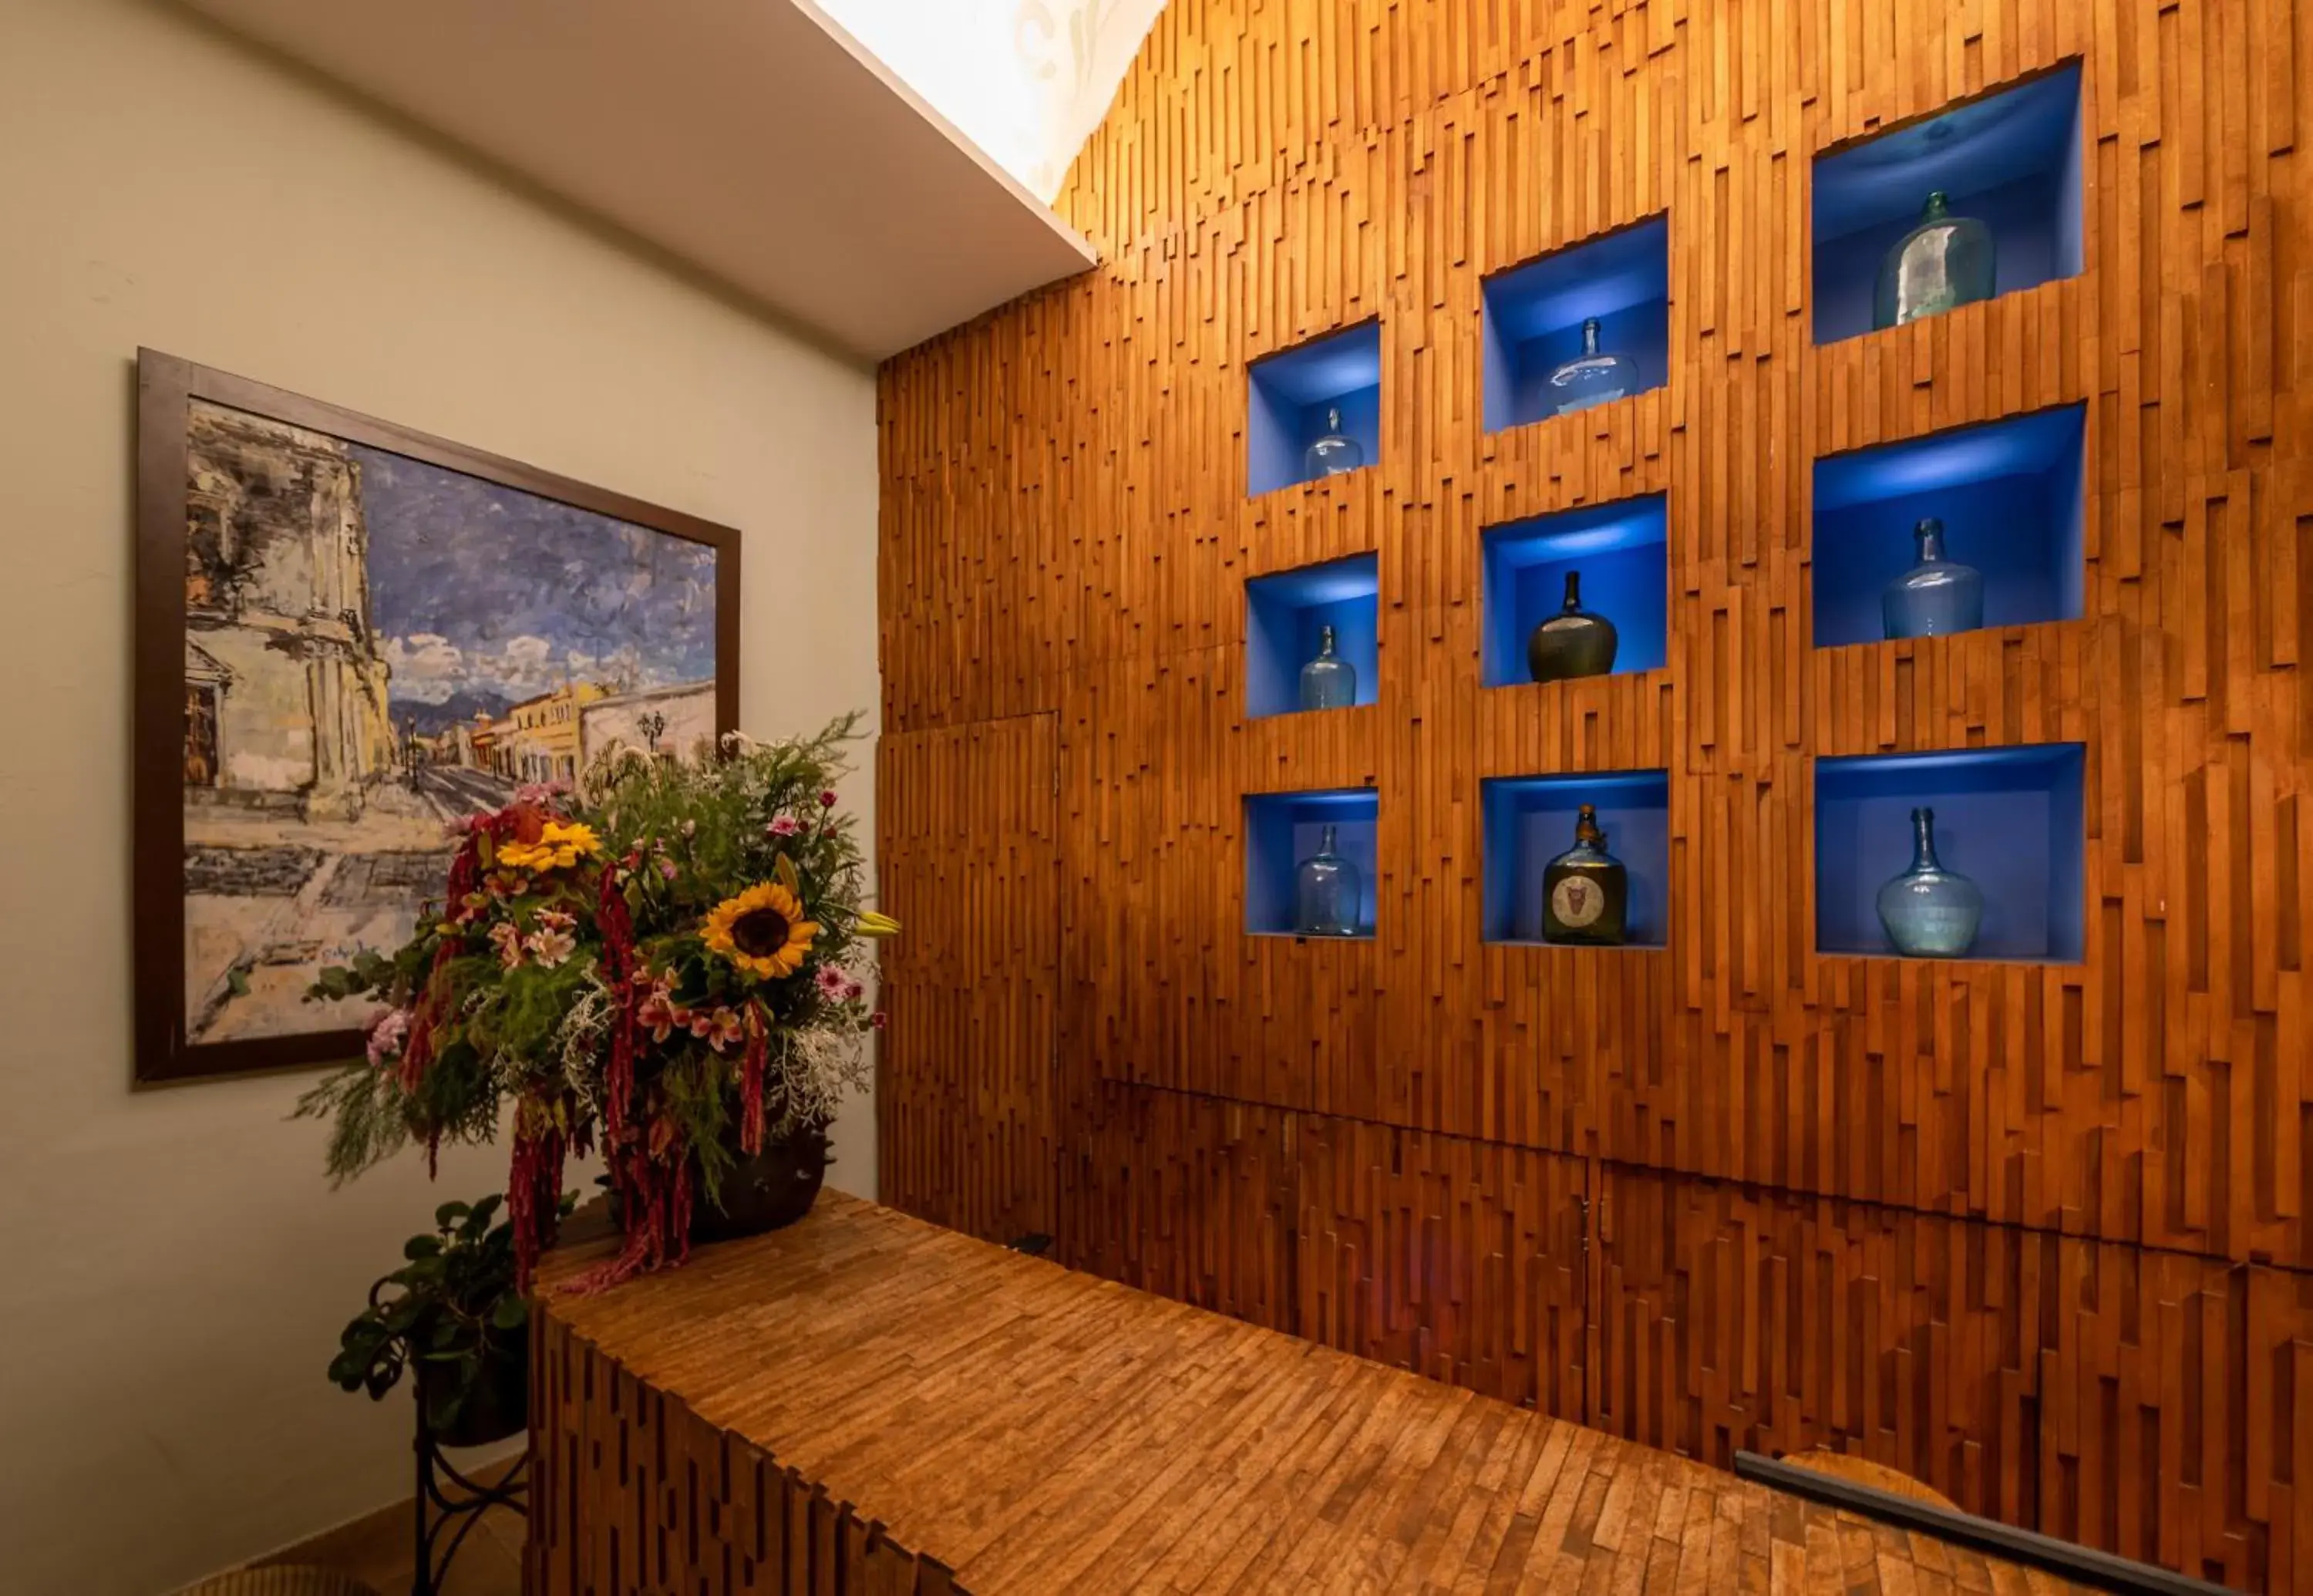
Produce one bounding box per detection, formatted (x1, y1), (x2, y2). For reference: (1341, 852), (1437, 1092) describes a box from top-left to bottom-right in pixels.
(133, 350), (741, 1085)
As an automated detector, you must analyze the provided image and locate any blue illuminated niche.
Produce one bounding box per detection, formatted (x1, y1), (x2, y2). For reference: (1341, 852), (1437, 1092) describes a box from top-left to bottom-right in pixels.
(1480, 496), (1668, 688)
(1813, 404), (2085, 648)
(1245, 554), (1380, 719)
(1483, 216), (1670, 432)
(1815, 744), (2084, 962)
(1247, 322), (1382, 497)
(1480, 770), (1670, 947)
(1244, 788), (1379, 938)
(1813, 64), (2082, 345)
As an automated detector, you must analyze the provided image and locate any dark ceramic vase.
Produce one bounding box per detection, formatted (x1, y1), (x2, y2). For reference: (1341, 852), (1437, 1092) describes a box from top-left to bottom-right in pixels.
(692, 1124), (831, 1244)
(1527, 571), (1619, 684)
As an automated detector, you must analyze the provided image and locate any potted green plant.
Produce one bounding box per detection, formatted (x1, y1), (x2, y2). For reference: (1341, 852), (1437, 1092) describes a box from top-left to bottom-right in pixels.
(331, 1194), (569, 1446)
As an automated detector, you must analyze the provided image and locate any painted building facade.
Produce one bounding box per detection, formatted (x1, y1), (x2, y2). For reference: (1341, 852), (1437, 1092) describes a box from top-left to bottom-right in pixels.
(182, 405), (395, 820)
(577, 679), (715, 768)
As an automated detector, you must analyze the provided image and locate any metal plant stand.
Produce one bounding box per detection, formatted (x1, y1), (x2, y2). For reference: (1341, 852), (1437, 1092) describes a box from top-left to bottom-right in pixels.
(410, 1399), (527, 1596)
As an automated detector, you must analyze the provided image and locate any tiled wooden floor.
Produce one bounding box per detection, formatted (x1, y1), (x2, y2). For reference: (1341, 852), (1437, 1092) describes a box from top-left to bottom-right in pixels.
(256, 1457), (524, 1596)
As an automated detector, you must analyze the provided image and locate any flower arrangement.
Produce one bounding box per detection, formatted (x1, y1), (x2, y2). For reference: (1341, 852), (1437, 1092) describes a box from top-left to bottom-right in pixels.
(298, 713), (896, 1291)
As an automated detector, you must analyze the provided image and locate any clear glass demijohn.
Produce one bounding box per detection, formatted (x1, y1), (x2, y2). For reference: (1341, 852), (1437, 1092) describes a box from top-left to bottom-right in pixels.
(1546, 318), (1639, 414)
(1880, 517), (1985, 639)
(1304, 407), (1364, 478)
(1298, 623), (1357, 711)
(1295, 823), (1362, 937)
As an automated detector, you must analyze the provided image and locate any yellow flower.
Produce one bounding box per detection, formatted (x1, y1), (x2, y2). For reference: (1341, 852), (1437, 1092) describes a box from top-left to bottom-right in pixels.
(702, 883), (820, 981)
(497, 820), (602, 874)
(854, 910), (902, 938)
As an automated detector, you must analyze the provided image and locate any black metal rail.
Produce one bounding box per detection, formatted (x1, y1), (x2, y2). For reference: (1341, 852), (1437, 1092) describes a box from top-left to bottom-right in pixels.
(1733, 1451), (2234, 1596)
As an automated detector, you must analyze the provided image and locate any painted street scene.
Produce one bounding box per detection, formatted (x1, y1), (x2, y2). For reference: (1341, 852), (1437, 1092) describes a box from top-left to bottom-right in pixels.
(180, 400), (716, 1044)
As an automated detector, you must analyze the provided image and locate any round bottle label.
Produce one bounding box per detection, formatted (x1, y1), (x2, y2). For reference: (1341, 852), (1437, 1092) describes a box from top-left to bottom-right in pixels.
(1550, 876), (1604, 930)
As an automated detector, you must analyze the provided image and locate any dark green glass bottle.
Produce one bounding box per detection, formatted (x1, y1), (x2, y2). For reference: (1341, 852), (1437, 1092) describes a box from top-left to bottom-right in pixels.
(1540, 803), (1629, 945)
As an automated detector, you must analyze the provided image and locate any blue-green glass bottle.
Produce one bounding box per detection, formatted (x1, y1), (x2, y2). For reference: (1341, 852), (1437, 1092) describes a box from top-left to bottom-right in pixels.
(1874, 191), (1996, 329)
(1881, 517), (1985, 639)
(1875, 806), (1984, 957)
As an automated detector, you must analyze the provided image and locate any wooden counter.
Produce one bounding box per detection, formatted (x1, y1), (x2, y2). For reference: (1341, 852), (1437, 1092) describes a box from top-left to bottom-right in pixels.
(531, 1194), (2078, 1594)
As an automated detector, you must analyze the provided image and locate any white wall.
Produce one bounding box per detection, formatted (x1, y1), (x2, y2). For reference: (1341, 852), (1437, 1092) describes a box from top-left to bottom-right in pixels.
(0, 2), (880, 1591)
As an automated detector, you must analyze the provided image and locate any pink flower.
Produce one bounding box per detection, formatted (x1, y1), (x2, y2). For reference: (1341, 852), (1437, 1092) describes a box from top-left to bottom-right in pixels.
(526, 924), (577, 967)
(704, 1008), (746, 1050)
(868, 1010), (888, 1029)
(637, 988), (679, 1043)
(768, 815), (803, 838)
(687, 1008), (719, 1039)
(841, 978), (865, 1003)
(819, 790), (838, 809)
(365, 1008), (409, 1068)
(658, 860), (679, 881)
(814, 965), (850, 998)
(487, 921), (526, 971)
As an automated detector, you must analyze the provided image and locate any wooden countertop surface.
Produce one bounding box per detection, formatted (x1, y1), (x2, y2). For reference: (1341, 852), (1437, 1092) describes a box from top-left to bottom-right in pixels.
(537, 1192), (2078, 1594)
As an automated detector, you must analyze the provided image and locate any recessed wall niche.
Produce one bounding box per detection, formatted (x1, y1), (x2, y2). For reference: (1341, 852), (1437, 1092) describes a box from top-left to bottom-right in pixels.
(1244, 788), (1379, 939)
(1480, 771), (1670, 948)
(1244, 555), (1380, 718)
(1812, 64), (2083, 344)
(1481, 216), (1669, 432)
(1480, 496), (1668, 688)
(1245, 321), (1382, 496)
(1812, 404), (2086, 648)
(1815, 744), (2085, 963)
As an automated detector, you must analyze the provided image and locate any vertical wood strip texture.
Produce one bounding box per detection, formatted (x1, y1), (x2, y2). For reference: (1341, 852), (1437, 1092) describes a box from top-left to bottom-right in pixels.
(874, 0), (2313, 1590)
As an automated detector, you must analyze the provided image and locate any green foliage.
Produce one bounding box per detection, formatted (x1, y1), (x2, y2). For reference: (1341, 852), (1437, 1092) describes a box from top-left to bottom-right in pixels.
(329, 1191), (573, 1431)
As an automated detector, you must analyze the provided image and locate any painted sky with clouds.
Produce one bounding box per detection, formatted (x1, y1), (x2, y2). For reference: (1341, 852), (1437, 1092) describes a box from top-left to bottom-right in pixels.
(353, 443), (717, 715)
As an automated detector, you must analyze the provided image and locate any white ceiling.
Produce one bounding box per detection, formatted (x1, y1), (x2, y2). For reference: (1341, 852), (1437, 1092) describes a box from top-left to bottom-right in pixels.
(177, 0), (1099, 362)
(817, 0), (1170, 203)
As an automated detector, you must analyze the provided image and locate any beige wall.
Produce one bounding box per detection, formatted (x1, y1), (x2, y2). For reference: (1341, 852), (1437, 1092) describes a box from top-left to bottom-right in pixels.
(0, 2), (880, 1591)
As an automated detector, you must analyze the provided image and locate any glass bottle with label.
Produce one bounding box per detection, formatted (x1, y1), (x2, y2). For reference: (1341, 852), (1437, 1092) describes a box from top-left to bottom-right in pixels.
(1874, 191), (1995, 329)
(1304, 408), (1364, 478)
(1545, 318), (1639, 414)
(1295, 823), (1362, 937)
(1540, 804), (1628, 945)
(1298, 624), (1357, 710)
(1880, 517), (1985, 639)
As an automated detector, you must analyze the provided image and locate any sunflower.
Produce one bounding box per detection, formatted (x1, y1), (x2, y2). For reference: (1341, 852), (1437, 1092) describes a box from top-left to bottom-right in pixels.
(497, 820), (602, 873)
(701, 882), (819, 981)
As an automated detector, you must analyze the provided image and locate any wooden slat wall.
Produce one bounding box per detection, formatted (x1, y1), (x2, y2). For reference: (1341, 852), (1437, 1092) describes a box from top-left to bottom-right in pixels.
(875, 0), (2313, 1588)
(874, 717), (1058, 1243)
(1594, 1167), (2313, 1595)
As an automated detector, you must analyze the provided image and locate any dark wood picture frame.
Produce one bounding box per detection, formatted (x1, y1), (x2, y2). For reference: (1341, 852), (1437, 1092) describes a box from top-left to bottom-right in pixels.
(134, 349), (742, 1086)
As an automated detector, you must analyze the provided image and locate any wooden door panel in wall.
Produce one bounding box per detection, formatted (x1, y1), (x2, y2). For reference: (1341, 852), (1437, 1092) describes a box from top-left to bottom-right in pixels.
(1593, 1161), (2313, 1594)
(876, 716), (1058, 1242)
(1058, 1080), (1591, 1421)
